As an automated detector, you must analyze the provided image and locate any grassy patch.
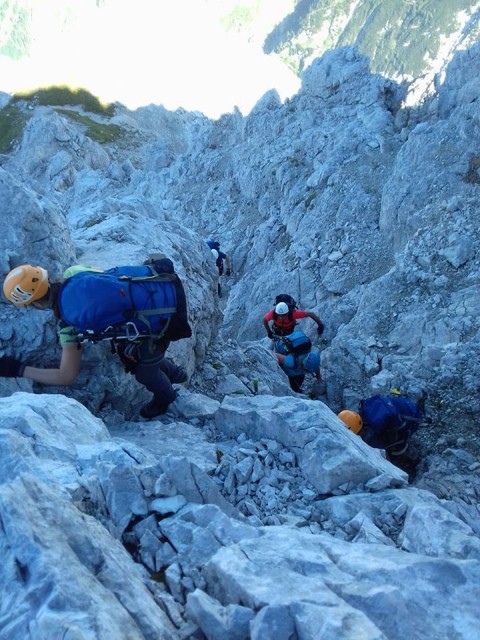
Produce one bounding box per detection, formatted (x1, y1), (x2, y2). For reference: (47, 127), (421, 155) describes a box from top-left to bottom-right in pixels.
(55, 109), (124, 144)
(13, 86), (115, 116)
(0, 103), (29, 153)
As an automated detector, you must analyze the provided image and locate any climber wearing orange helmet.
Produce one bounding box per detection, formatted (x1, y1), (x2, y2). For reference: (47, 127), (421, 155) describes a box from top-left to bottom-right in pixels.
(0, 265), (57, 379)
(337, 410), (363, 434)
(0, 264), (81, 384)
(1, 263), (189, 419)
(337, 394), (426, 460)
(3, 265), (49, 307)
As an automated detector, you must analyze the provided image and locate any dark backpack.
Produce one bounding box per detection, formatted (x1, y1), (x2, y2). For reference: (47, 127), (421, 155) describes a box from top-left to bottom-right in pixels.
(274, 293), (297, 312)
(275, 331), (312, 356)
(58, 258), (192, 343)
(207, 240), (220, 251)
(207, 240), (224, 273)
(358, 394), (424, 455)
(272, 293), (298, 328)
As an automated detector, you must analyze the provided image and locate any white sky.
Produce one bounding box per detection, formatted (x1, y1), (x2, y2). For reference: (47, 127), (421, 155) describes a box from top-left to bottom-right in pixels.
(0, 0), (300, 117)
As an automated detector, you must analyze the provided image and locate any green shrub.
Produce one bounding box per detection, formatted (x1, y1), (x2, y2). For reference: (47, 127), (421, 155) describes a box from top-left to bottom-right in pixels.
(55, 109), (123, 144)
(13, 86), (115, 116)
(0, 103), (29, 153)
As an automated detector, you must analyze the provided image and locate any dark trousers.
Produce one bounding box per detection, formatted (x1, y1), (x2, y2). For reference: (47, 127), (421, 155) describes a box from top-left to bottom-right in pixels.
(289, 375), (305, 393)
(122, 340), (180, 408)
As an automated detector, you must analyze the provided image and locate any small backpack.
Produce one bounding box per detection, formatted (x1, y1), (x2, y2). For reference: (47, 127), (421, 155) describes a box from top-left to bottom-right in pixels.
(272, 293), (298, 334)
(58, 258), (192, 342)
(358, 394), (424, 455)
(275, 330), (312, 356)
(207, 240), (220, 251)
(274, 294), (297, 312)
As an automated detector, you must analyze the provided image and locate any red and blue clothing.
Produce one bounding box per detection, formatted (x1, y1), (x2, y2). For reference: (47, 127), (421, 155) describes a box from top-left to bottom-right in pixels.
(264, 309), (308, 336)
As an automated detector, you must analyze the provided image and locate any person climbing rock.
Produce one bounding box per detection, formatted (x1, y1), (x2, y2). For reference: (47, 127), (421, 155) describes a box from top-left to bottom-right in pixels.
(263, 294), (324, 338)
(338, 393), (426, 458)
(275, 349), (322, 393)
(207, 239), (232, 297)
(207, 240), (232, 277)
(1, 259), (191, 419)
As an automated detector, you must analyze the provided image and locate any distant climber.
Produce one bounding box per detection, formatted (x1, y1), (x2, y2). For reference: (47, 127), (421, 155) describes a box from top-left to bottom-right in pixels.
(207, 239), (232, 277)
(338, 393), (426, 458)
(273, 330), (322, 393)
(263, 294), (324, 338)
(207, 239), (232, 297)
(1, 256), (191, 419)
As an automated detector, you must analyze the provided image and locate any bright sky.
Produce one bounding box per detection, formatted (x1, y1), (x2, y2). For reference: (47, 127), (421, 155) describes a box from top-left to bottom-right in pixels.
(0, 0), (300, 117)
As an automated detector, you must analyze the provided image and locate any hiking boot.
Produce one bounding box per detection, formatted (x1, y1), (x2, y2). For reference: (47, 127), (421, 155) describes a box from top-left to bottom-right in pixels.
(140, 398), (169, 419)
(170, 367), (188, 384)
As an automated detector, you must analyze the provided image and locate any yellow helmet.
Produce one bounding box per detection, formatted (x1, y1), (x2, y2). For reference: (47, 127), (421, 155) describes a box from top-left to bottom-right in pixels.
(3, 265), (49, 307)
(338, 410), (363, 434)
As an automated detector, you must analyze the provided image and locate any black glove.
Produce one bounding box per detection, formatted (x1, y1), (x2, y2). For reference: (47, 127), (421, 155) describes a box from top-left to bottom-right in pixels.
(316, 322), (325, 336)
(226, 269), (231, 276)
(0, 356), (25, 378)
(267, 330), (274, 339)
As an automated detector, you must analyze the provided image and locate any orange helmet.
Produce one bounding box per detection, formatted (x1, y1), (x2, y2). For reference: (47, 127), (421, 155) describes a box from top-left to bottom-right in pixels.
(3, 265), (49, 307)
(338, 410), (363, 434)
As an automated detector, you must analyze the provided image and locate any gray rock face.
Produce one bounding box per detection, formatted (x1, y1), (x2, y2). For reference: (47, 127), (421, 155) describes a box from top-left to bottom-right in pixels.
(0, 166), (76, 276)
(215, 395), (407, 495)
(1, 393), (479, 639)
(140, 44), (478, 436)
(0, 42), (480, 639)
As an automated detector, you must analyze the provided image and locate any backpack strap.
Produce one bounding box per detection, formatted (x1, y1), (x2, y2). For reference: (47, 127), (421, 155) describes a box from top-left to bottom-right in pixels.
(118, 270), (178, 336)
(118, 267), (177, 284)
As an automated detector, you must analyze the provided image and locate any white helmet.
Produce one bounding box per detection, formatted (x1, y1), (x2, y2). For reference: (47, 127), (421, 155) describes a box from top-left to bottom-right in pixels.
(275, 302), (289, 315)
(211, 249), (219, 260)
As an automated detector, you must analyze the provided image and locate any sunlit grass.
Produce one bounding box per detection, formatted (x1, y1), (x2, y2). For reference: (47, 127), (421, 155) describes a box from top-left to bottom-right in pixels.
(0, 85), (125, 151)
(13, 85), (116, 116)
(55, 109), (124, 143)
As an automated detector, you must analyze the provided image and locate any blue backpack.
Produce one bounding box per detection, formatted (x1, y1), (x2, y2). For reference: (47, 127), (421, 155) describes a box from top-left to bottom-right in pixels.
(358, 394), (424, 455)
(274, 330), (312, 356)
(58, 259), (191, 342)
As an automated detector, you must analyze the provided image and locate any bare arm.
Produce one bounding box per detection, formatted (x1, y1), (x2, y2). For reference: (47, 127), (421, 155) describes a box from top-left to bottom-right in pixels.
(305, 311), (322, 324)
(305, 311), (324, 334)
(225, 255), (232, 271)
(275, 353), (286, 365)
(23, 343), (83, 386)
(264, 318), (276, 338)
